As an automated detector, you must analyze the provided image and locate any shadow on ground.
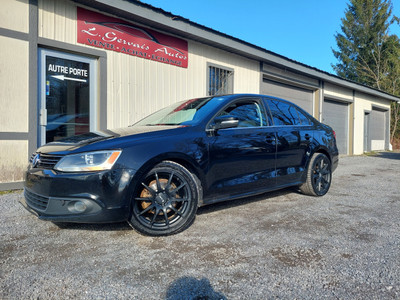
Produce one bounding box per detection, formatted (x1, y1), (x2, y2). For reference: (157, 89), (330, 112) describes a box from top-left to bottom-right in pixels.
(375, 151), (400, 160)
(197, 188), (296, 215)
(52, 221), (131, 231)
(165, 277), (226, 300)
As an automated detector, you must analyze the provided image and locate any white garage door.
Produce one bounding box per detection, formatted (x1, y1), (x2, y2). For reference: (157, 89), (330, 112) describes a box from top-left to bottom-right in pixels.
(370, 108), (386, 151)
(261, 79), (313, 113)
(322, 99), (349, 155)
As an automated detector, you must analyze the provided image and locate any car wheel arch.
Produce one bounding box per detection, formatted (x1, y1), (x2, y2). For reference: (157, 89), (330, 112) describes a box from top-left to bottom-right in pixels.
(309, 147), (332, 163)
(301, 147), (332, 181)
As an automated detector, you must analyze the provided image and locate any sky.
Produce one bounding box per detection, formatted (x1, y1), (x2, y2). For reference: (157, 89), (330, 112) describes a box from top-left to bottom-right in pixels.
(140, 0), (400, 74)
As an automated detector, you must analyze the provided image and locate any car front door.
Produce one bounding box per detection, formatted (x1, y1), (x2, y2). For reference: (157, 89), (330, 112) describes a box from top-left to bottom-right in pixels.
(206, 98), (277, 202)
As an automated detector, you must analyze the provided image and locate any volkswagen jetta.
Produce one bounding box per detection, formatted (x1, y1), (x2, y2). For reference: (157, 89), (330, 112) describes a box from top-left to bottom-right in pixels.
(22, 94), (338, 235)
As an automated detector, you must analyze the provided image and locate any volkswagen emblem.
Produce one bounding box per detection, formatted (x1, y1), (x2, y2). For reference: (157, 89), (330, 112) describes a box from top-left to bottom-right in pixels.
(32, 154), (41, 168)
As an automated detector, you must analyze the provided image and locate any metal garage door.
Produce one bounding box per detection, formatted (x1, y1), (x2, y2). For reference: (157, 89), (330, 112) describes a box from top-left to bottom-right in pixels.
(261, 79), (313, 113)
(370, 108), (386, 151)
(322, 99), (348, 155)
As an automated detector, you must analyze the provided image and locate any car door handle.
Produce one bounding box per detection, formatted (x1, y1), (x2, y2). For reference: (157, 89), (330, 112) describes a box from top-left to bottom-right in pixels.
(266, 135), (276, 143)
(305, 134), (311, 140)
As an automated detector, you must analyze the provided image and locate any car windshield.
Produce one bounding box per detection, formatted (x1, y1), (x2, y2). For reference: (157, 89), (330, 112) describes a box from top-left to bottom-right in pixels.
(133, 97), (215, 126)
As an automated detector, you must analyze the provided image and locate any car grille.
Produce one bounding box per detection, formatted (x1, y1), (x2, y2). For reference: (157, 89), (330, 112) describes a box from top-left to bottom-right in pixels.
(30, 153), (64, 169)
(24, 189), (49, 211)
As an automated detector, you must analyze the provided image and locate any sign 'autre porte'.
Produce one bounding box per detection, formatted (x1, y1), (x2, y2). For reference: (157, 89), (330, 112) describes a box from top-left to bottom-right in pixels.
(47, 64), (88, 77)
(77, 7), (189, 68)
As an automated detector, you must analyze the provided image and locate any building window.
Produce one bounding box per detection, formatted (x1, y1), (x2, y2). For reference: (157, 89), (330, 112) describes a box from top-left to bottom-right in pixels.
(207, 64), (233, 96)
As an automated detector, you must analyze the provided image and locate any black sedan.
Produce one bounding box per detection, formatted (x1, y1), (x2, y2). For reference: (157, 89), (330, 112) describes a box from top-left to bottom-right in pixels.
(22, 94), (338, 236)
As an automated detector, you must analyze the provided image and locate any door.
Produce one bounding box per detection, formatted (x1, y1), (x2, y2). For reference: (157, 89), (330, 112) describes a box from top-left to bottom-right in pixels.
(207, 98), (277, 200)
(264, 98), (313, 186)
(38, 49), (97, 145)
(261, 79), (314, 114)
(370, 107), (387, 151)
(322, 99), (349, 155)
(364, 112), (370, 152)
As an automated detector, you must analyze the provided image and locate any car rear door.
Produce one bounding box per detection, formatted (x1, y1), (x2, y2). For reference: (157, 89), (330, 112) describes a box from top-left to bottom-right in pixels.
(264, 98), (313, 187)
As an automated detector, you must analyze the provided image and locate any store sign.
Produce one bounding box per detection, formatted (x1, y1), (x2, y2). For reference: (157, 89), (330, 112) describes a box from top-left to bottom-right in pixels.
(47, 63), (88, 82)
(77, 7), (188, 68)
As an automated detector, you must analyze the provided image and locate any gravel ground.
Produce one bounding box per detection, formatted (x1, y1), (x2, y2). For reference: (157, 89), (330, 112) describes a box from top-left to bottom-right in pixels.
(1, 152), (399, 299)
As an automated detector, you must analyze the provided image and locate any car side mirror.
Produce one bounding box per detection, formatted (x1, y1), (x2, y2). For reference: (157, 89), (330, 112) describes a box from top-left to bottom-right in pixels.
(213, 115), (239, 130)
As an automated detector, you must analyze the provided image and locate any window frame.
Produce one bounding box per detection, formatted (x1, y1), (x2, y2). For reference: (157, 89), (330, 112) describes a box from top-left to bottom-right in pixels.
(38, 48), (98, 146)
(207, 97), (268, 130)
(207, 63), (234, 96)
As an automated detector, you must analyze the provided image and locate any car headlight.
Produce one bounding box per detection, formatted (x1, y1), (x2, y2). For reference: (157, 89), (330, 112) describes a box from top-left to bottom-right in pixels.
(54, 150), (122, 172)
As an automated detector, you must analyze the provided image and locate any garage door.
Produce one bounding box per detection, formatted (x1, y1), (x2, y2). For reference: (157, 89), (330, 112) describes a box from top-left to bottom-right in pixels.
(322, 99), (348, 155)
(370, 108), (386, 151)
(261, 79), (313, 113)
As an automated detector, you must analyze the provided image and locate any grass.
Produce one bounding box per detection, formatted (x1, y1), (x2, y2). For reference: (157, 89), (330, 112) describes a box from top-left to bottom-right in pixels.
(0, 190), (22, 196)
(363, 151), (378, 156)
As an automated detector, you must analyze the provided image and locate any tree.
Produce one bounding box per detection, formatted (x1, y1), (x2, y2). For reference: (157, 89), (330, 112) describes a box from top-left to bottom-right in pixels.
(332, 0), (400, 147)
(391, 101), (400, 147)
(332, 0), (398, 88)
(389, 19), (400, 146)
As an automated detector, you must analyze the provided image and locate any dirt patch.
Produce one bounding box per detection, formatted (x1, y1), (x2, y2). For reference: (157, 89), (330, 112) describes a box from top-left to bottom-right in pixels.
(270, 247), (322, 268)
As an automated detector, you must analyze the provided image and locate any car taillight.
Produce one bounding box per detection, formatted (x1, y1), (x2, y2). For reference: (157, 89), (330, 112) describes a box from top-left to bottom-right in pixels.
(333, 130), (336, 139)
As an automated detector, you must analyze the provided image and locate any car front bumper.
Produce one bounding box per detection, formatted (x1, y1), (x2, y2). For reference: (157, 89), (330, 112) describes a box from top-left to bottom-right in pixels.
(22, 167), (137, 223)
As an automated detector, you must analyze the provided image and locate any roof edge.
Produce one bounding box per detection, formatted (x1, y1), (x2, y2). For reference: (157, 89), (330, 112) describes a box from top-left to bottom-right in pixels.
(79, 0), (400, 102)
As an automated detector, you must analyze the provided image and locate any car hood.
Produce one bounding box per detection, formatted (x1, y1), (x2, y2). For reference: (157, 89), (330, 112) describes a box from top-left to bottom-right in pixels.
(37, 125), (182, 153)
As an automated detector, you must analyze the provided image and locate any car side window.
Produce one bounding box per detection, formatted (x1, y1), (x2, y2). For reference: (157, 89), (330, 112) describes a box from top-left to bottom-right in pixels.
(217, 101), (266, 127)
(296, 108), (313, 125)
(265, 99), (301, 126)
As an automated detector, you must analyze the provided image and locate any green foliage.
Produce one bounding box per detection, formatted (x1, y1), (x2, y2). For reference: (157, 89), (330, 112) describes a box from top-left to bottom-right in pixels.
(0, 190), (20, 195)
(332, 0), (400, 147)
(332, 0), (398, 88)
(391, 101), (400, 143)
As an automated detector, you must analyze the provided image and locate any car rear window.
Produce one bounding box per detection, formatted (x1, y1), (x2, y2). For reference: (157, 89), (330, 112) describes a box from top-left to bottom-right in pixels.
(265, 99), (301, 126)
(296, 108), (313, 125)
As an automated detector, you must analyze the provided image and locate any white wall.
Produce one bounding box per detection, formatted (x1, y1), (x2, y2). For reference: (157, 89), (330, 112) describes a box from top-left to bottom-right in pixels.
(38, 0), (260, 129)
(0, 0), (30, 183)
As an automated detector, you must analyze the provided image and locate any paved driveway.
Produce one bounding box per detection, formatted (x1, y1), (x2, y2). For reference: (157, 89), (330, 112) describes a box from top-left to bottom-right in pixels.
(1, 153), (399, 299)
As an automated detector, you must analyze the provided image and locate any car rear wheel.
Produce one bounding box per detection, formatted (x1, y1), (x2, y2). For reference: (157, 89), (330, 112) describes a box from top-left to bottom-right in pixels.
(128, 161), (200, 236)
(300, 153), (332, 196)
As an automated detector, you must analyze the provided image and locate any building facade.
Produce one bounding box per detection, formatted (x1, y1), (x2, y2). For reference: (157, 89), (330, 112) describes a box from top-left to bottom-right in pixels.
(0, 0), (399, 190)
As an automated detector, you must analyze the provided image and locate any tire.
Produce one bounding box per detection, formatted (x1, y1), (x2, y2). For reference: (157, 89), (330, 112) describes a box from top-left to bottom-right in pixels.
(300, 153), (332, 196)
(128, 161), (201, 236)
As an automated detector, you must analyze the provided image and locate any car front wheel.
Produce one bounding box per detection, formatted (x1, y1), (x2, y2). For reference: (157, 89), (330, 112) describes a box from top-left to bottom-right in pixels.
(128, 161), (200, 236)
(300, 153), (332, 196)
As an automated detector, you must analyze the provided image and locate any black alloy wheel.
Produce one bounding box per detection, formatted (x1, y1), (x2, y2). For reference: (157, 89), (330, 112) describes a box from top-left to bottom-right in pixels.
(128, 161), (200, 236)
(300, 153), (332, 196)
